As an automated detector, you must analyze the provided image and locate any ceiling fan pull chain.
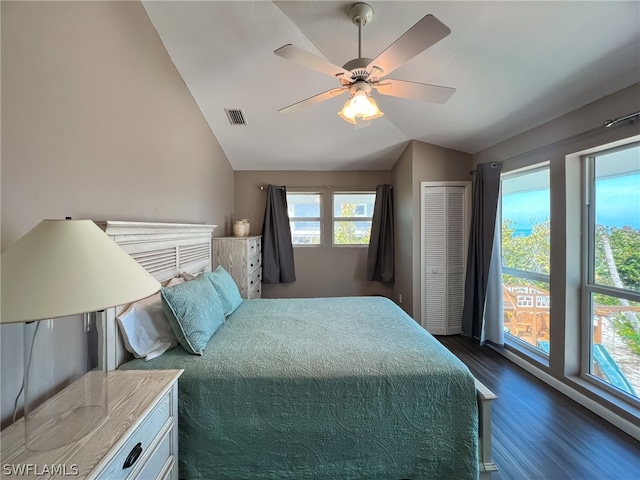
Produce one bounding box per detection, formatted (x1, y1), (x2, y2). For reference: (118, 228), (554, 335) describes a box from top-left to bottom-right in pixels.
(358, 20), (362, 59)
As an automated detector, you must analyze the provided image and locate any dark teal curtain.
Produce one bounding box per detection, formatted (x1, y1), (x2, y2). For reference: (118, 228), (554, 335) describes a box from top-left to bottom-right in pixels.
(261, 185), (296, 283)
(367, 184), (394, 283)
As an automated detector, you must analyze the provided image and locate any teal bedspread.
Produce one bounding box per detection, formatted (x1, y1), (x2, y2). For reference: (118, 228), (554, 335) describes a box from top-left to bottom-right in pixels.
(120, 297), (478, 480)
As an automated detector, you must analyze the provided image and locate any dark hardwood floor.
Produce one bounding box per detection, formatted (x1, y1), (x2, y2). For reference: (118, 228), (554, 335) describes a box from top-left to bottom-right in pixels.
(437, 335), (640, 480)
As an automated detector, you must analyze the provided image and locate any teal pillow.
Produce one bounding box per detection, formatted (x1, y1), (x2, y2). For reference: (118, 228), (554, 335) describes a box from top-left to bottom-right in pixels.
(160, 274), (225, 355)
(205, 266), (243, 316)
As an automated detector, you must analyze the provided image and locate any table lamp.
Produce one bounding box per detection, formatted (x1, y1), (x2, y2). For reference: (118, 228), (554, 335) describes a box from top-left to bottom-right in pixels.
(1, 219), (161, 451)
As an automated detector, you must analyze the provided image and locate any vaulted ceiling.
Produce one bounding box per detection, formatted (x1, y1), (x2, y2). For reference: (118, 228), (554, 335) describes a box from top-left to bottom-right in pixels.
(142, 1), (640, 170)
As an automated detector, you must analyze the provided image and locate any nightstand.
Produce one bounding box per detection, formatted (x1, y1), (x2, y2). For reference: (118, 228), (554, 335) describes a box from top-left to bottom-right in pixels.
(1, 369), (182, 479)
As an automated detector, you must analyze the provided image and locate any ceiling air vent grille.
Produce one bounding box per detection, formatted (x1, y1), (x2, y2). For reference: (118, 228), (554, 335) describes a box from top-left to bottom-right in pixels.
(225, 108), (247, 126)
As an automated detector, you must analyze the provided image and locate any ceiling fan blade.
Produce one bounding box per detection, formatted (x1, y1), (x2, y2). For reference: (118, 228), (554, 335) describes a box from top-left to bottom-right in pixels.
(367, 15), (450, 78)
(374, 79), (455, 104)
(278, 88), (347, 114)
(274, 44), (353, 81)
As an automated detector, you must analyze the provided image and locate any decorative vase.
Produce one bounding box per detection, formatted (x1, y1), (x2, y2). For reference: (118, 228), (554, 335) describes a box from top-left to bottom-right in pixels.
(241, 219), (250, 236)
(233, 221), (246, 237)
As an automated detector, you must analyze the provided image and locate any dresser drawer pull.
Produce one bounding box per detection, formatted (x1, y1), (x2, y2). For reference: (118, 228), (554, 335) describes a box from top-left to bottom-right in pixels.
(123, 442), (143, 469)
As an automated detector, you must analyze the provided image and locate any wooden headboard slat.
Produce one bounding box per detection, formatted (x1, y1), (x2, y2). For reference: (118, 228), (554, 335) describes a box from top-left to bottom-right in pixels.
(96, 221), (217, 369)
(179, 245), (210, 263)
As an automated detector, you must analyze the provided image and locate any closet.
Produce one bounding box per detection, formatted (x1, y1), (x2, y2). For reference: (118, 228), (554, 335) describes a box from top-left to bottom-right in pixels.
(420, 182), (471, 335)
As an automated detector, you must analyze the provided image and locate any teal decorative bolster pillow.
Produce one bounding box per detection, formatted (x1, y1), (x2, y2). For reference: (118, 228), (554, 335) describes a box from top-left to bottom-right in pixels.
(161, 274), (225, 355)
(205, 266), (243, 316)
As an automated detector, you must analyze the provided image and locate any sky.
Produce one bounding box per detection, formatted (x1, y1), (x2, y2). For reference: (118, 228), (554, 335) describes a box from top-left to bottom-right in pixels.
(595, 173), (640, 229)
(503, 173), (640, 234)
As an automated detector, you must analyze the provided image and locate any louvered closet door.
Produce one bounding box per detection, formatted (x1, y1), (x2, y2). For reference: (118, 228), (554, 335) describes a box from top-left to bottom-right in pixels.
(421, 184), (468, 335)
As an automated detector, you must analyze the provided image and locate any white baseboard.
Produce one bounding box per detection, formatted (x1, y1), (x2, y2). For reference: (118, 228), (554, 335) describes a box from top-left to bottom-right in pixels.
(495, 347), (640, 442)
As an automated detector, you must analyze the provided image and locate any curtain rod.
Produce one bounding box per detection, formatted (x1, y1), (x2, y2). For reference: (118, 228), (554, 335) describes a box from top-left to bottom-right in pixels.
(469, 109), (640, 174)
(259, 185), (391, 190)
(603, 111), (639, 128)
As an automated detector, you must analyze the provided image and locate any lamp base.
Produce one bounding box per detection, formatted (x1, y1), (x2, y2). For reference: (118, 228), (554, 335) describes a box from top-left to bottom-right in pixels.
(23, 315), (108, 451)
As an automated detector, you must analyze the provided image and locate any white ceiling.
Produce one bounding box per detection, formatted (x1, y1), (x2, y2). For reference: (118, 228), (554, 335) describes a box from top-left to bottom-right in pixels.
(142, 1), (640, 171)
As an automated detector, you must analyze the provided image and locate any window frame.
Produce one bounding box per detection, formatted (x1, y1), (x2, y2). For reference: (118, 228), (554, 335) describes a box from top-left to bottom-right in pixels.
(581, 142), (640, 404)
(331, 191), (375, 247)
(286, 191), (323, 247)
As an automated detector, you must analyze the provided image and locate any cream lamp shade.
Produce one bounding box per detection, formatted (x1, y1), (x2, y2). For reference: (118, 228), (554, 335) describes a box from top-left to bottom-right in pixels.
(1, 219), (161, 323)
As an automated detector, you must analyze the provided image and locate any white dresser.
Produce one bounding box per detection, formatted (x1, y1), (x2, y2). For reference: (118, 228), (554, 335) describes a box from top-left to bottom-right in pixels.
(1, 370), (182, 480)
(213, 235), (262, 299)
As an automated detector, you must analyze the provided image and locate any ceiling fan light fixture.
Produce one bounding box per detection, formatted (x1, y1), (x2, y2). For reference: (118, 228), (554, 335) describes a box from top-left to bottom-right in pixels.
(338, 90), (383, 124)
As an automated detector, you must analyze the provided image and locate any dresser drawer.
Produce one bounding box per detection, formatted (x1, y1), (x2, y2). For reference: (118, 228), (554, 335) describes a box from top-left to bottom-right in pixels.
(134, 422), (174, 480)
(249, 282), (262, 299)
(160, 460), (177, 480)
(247, 237), (261, 256)
(248, 252), (261, 274)
(95, 390), (172, 480)
(248, 267), (262, 291)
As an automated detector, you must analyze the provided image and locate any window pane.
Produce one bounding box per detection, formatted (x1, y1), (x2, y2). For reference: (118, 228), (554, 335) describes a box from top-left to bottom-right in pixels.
(592, 145), (640, 292)
(502, 166), (551, 354)
(334, 220), (372, 245)
(502, 168), (550, 274)
(503, 275), (550, 353)
(588, 292), (639, 399)
(288, 194), (320, 218)
(287, 193), (322, 246)
(290, 220), (320, 245)
(333, 193), (375, 217)
(333, 192), (374, 245)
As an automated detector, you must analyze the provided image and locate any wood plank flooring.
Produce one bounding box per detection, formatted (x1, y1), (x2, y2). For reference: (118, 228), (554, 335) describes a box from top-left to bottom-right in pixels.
(437, 335), (640, 480)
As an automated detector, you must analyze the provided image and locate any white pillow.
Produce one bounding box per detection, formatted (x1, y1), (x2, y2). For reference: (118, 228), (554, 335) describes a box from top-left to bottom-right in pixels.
(164, 276), (185, 286)
(117, 277), (181, 361)
(180, 271), (198, 281)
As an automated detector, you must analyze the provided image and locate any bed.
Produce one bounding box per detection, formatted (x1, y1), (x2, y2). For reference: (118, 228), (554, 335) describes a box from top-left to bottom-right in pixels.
(98, 221), (481, 480)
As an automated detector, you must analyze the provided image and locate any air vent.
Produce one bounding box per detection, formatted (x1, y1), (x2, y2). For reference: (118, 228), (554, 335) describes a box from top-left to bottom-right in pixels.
(225, 108), (247, 126)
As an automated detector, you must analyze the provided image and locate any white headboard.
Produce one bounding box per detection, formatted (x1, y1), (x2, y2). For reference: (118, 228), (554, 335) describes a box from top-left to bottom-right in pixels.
(96, 221), (217, 369)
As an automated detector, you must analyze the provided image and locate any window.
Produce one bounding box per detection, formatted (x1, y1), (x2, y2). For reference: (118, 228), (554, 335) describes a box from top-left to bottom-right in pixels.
(584, 143), (640, 400)
(501, 165), (551, 354)
(286, 192), (322, 245)
(333, 192), (375, 245)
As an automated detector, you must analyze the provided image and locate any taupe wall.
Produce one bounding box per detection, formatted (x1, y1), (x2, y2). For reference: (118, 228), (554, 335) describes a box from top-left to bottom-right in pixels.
(471, 83), (640, 434)
(1, 1), (234, 426)
(473, 83), (640, 168)
(391, 141), (473, 320)
(390, 143), (414, 315)
(234, 171), (393, 299)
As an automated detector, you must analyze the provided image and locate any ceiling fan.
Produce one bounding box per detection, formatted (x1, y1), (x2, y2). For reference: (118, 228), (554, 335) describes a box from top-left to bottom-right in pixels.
(274, 2), (455, 124)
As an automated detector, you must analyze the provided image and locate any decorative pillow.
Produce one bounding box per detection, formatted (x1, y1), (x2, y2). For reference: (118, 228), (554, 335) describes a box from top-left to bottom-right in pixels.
(116, 283), (180, 361)
(205, 266), (243, 316)
(161, 274), (225, 355)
